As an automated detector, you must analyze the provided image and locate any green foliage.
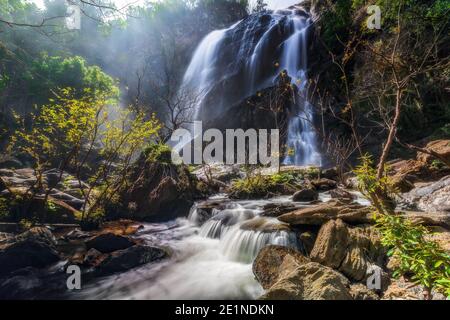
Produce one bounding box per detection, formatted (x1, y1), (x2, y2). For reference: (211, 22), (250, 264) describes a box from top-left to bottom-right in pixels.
(320, 0), (354, 47)
(24, 54), (119, 105)
(375, 213), (450, 298)
(354, 154), (395, 197)
(9, 87), (161, 223)
(231, 170), (270, 197)
(144, 143), (173, 164)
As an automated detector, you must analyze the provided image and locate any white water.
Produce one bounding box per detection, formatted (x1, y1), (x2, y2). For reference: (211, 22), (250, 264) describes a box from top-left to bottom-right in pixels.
(180, 8), (322, 166)
(72, 196), (298, 300)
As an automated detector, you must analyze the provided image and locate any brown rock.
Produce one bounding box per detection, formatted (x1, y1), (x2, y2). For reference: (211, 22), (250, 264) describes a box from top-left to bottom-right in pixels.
(311, 178), (337, 191)
(277, 199), (373, 225)
(310, 219), (385, 282)
(350, 283), (379, 300)
(253, 245), (310, 290)
(417, 140), (450, 166)
(260, 262), (353, 300)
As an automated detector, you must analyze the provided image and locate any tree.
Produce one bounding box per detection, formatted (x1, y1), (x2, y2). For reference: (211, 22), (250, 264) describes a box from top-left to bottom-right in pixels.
(8, 88), (160, 225)
(252, 0), (267, 13)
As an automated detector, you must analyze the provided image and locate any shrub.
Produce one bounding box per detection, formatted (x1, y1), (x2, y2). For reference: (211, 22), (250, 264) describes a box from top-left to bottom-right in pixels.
(375, 213), (450, 298)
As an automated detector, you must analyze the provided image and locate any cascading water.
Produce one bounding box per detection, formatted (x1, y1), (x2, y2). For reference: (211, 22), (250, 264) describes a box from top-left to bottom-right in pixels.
(180, 7), (321, 166)
(69, 196), (299, 300)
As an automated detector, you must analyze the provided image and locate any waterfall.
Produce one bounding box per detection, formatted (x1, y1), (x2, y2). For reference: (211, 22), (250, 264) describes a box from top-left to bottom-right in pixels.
(180, 7), (321, 166)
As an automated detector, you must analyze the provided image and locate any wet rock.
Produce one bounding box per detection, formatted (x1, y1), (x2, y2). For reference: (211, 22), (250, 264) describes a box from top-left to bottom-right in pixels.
(401, 176), (450, 213)
(95, 245), (168, 276)
(350, 283), (379, 300)
(261, 202), (298, 217)
(330, 188), (355, 203)
(83, 248), (106, 267)
(253, 245), (310, 290)
(0, 228), (60, 276)
(85, 233), (135, 253)
(310, 219), (385, 282)
(278, 199), (373, 225)
(311, 178), (337, 191)
(240, 218), (291, 233)
(260, 262), (353, 300)
(292, 188), (318, 202)
(192, 199), (230, 224)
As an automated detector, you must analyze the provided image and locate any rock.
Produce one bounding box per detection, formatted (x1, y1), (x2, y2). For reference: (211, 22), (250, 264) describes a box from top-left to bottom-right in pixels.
(311, 178), (337, 191)
(402, 211), (450, 229)
(350, 283), (379, 300)
(0, 228), (60, 276)
(240, 218), (291, 233)
(83, 248), (106, 267)
(121, 160), (199, 222)
(261, 202), (299, 217)
(95, 245), (168, 275)
(101, 220), (144, 236)
(278, 199), (373, 225)
(253, 245), (310, 290)
(310, 219), (349, 269)
(0, 157), (23, 169)
(292, 188), (318, 202)
(16, 227), (56, 247)
(260, 262), (353, 300)
(427, 226), (450, 252)
(193, 164), (244, 183)
(389, 160), (429, 193)
(321, 167), (338, 181)
(310, 219), (385, 282)
(401, 176), (450, 213)
(190, 199), (230, 224)
(330, 188), (355, 203)
(85, 233), (135, 253)
(382, 277), (446, 300)
(417, 140), (450, 166)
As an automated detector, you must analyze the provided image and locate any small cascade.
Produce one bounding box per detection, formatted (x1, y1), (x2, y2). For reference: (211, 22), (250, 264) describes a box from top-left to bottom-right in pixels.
(196, 201), (298, 263)
(180, 8), (322, 166)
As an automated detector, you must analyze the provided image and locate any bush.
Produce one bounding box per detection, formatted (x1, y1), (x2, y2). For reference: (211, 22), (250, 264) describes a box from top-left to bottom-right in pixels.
(375, 213), (450, 298)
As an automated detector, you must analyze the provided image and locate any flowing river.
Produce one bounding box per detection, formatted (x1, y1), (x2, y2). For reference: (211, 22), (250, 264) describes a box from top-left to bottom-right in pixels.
(68, 192), (369, 300)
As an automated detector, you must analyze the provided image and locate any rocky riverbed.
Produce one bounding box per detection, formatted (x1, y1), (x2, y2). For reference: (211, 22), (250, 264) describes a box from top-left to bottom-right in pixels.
(0, 140), (449, 300)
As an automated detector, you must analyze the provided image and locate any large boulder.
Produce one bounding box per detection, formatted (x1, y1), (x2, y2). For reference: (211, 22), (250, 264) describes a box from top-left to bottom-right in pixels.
(261, 202), (299, 217)
(310, 219), (386, 282)
(330, 188), (356, 203)
(278, 199), (373, 225)
(292, 188), (319, 202)
(120, 159), (199, 222)
(253, 245), (310, 289)
(311, 178), (337, 191)
(95, 245), (168, 276)
(401, 176), (450, 213)
(0, 227), (60, 277)
(260, 262), (353, 300)
(85, 233), (135, 253)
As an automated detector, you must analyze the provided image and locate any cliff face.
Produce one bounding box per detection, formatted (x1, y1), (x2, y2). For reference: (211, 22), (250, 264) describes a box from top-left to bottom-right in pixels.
(306, 0), (450, 162)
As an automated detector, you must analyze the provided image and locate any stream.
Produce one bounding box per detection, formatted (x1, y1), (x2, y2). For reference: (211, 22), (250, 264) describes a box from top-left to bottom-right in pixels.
(68, 192), (369, 300)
